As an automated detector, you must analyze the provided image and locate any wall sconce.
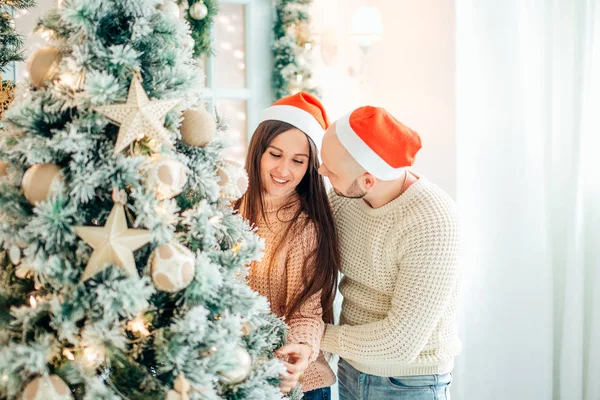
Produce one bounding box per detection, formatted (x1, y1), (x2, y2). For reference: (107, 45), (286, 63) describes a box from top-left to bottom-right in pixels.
(349, 6), (383, 76)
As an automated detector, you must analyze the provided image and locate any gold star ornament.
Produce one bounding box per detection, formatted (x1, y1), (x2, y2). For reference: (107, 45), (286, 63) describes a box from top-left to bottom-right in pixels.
(75, 201), (151, 281)
(94, 74), (181, 154)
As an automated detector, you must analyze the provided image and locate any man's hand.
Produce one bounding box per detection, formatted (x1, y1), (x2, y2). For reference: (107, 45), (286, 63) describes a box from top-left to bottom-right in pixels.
(276, 343), (311, 394)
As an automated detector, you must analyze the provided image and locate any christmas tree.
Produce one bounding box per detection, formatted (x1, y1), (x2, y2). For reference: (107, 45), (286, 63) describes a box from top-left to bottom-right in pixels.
(0, 0), (293, 399)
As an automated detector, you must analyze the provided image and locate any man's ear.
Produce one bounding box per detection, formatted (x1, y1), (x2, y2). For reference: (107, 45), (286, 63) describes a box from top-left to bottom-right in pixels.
(360, 172), (377, 191)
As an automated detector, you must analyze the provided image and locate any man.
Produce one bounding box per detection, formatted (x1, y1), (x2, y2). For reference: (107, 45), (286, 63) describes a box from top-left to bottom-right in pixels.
(318, 106), (462, 399)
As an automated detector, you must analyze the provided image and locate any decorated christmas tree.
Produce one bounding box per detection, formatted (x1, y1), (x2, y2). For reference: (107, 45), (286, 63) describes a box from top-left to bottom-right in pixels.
(272, 0), (318, 100)
(0, 0), (293, 399)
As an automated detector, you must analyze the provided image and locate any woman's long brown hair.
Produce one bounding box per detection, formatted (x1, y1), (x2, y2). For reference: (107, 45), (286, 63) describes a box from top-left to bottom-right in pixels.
(234, 120), (340, 324)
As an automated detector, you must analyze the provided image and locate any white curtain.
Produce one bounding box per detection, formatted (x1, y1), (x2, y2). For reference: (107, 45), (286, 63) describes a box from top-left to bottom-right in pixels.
(454, 0), (600, 399)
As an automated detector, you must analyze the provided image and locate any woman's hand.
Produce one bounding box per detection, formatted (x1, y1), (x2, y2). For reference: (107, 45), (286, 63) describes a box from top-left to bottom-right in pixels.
(276, 343), (312, 394)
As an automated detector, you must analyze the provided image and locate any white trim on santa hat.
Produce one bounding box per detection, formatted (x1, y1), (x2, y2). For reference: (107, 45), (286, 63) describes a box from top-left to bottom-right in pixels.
(260, 105), (325, 151)
(336, 112), (406, 181)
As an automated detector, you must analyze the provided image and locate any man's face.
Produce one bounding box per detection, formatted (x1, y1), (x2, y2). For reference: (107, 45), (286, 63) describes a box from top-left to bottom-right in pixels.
(318, 126), (368, 199)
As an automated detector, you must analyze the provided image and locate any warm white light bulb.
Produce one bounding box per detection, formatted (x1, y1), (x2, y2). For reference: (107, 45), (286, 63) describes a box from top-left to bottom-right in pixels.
(62, 349), (75, 361)
(29, 296), (37, 309)
(129, 317), (151, 336)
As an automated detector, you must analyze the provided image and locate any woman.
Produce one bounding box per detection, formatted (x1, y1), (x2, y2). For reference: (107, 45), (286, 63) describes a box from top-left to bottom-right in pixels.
(235, 92), (340, 400)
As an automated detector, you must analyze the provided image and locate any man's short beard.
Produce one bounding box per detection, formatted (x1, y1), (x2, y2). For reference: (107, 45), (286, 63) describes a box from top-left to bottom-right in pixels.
(335, 178), (367, 199)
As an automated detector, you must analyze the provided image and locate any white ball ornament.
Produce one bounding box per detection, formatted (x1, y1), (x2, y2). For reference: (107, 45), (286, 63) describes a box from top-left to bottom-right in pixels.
(219, 346), (252, 384)
(180, 108), (215, 147)
(148, 155), (187, 200)
(151, 241), (196, 293)
(189, 1), (208, 20)
(160, 1), (181, 18)
(216, 160), (248, 201)
(27, 47), (62, 89)
(21, 163), (64, 205)
(21, 375), (73, 400)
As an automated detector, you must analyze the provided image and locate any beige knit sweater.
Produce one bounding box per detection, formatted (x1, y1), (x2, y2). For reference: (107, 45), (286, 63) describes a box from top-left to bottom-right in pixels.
(244, 193), (336, 392)
(321, 177), (462, 377)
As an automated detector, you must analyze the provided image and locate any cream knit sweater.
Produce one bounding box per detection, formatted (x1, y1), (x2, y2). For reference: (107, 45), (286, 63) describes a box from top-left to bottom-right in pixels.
(321, 177), (462, 377)
(244, 193), (336, 392)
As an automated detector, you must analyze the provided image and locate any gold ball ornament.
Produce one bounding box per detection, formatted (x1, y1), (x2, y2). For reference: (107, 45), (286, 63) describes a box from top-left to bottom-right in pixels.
(151, 241), (196, 293)
(219, 346), (252, 384)
(160, 1), (181, 18)
(27, 47), (63, 89)
(180, 108), (215, 147)
(147, 154), (187, 199)
(216, 160), (248, 201)
(21, 163), (64, 205)
(21, 375), (73, 400)
(189, 1), (208, 20)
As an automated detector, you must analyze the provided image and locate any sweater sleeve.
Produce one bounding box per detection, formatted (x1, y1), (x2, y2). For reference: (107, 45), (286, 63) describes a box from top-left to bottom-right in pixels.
(321, 207), (461, 363)
(285, 220), (325, 363)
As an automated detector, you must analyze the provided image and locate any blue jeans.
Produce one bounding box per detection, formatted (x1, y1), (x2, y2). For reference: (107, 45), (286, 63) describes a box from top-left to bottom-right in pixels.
(338, 358), (452, 399)
(303, 386), (331, 400)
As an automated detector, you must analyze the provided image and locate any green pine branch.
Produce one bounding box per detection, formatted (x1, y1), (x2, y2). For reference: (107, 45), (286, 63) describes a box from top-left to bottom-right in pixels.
(0, 0), (36, 74)
(271, 0), (319, 100)
(183, 0), (218, 58)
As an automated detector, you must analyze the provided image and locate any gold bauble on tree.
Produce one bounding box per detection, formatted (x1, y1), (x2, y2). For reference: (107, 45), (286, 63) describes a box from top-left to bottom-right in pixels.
(27, 47), (62, 89)
(21, 163), (64, 205)
(180, 108), (215, 147)
(216, 160), (248, 201)
(21, 375), (73, 400)
(147, 154), (188, 199)
(151, 241), (196, 293)
(218, 345), (252, 384)
(189, 1), (208, 20)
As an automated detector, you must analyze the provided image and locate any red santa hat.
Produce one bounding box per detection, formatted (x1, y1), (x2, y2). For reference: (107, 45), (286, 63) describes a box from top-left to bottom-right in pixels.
(336, 106), (422, 181)
(259, 92), (329, 151)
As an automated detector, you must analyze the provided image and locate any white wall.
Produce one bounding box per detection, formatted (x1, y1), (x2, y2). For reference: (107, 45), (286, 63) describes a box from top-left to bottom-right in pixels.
(310, 0), (456, 198)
